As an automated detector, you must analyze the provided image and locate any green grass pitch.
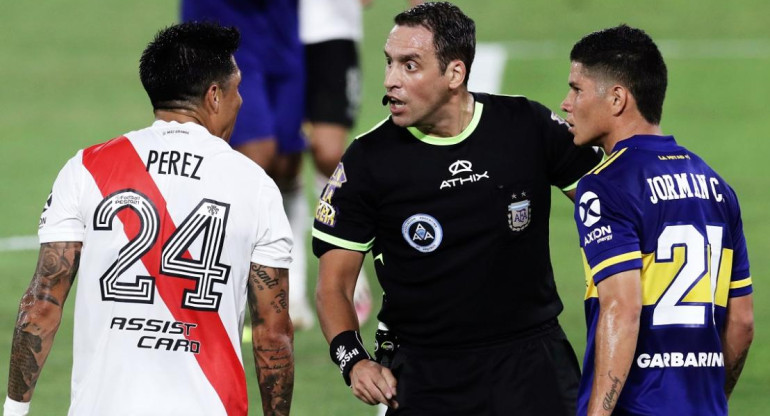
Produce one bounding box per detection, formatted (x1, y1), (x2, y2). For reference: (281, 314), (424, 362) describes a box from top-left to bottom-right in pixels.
(0, 1), (767, 414)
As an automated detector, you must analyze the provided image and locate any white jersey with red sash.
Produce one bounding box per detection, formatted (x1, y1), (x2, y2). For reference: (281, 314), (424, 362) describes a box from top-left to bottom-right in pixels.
(38, 120), (292, 416)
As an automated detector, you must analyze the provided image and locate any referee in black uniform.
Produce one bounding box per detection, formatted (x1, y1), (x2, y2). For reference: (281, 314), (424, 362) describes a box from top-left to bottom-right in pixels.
(312, 2), (602, 415)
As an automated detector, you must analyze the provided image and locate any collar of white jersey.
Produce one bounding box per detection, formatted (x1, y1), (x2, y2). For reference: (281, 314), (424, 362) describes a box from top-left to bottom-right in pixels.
(151, 119), (212, 136)
(407, 101), (483, 146)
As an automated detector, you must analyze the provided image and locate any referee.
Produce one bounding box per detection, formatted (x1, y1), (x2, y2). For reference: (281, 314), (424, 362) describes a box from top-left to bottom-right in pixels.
(312, 2), (601, 414)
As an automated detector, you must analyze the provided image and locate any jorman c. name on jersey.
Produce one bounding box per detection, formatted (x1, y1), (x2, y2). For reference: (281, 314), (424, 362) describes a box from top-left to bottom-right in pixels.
(312, 93), (602, 348)
(574, 135), (752, 416)
(38, 120), (292, 416)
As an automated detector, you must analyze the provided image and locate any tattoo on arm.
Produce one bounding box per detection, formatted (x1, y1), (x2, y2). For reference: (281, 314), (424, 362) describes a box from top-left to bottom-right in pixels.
(247, 264), (293, 415)
(602, 371), (623, 411)
(255, 345), (294, 415)
(249, 263), (280, 291)
(270, 290), (288, 314)
(725, 348), (750, 397)
(7, 242), (81, 401)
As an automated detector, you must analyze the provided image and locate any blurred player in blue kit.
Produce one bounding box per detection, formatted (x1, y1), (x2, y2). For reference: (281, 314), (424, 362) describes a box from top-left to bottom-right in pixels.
(561, 25), (754, 415)
(180, 0), (318, 328)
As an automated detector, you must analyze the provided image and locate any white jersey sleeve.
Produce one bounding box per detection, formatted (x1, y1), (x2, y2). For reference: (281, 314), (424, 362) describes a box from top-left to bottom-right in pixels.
(251, 178), (293, 269)
(38, 151), (87, 243)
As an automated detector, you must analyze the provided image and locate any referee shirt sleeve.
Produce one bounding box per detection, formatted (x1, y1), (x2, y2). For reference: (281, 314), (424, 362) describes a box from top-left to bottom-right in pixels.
(38, 151), (87, 243)
(529, 100), (603, 189)
(575, 173), (642, 285)
(312, 139), (377, 257)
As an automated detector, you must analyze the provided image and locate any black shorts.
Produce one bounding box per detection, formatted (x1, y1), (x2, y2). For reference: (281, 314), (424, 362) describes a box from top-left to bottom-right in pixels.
(385, 321), (580, 416)
(304, 39), (361, 127)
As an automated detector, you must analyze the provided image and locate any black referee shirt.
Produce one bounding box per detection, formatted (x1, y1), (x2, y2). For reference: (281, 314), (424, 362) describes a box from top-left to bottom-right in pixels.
(313, 93), (602, 348)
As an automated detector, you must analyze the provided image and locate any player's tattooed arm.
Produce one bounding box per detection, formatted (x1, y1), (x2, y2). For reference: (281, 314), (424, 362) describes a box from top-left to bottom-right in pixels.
(247, 263), (294, 416)
(722, 294), (753, 399)
(7, 242), (81, 402)
(600, 371), (623, 411)
(588, 269), (640, 416)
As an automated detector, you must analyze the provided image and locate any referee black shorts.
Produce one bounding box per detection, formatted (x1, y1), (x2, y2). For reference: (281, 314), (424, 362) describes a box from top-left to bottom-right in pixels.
(385, 320), (580, 416)
(304, 39), (361, 127)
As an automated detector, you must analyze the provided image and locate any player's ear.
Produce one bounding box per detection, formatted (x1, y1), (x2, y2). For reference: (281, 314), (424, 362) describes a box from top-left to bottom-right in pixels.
(446, 59), (466, 90)
(206, 83), (221, 113)
(610, 84), (628, 117)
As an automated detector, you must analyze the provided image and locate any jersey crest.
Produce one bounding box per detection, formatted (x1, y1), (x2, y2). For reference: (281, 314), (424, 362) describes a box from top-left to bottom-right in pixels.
(401, 214), (443, 253)
(507, 199), (531, 231)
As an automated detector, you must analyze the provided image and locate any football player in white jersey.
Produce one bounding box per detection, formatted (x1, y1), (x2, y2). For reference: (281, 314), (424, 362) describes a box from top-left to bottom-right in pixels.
(4, 22), (294, 416)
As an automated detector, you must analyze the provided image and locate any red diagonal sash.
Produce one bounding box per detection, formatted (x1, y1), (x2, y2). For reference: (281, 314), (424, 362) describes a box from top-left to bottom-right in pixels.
(83, 136), (247, 415)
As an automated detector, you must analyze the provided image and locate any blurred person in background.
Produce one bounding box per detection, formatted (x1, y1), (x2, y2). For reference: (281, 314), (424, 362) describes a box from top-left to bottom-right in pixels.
(299, 0), (373, 328)
(181, 0), (315, 329)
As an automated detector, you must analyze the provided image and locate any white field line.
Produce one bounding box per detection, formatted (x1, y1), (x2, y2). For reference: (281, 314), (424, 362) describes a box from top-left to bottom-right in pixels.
(0, 235), (39, 252)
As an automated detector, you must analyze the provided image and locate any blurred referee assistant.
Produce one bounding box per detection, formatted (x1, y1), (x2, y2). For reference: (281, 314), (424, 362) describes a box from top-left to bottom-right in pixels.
(4, 22), (293, 416)
(312, 2), (602, 415)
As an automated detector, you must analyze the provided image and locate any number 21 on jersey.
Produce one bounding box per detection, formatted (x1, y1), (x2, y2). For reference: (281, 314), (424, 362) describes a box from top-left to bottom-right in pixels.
(650, 224), (727, 327)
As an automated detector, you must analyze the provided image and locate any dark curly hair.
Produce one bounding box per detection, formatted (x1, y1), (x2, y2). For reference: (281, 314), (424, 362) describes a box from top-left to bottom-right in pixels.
(570, 24), (667, 124)
(139, 22), (240, 110)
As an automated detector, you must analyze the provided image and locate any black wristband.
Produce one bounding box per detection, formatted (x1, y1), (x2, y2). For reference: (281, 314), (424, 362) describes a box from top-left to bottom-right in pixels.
(330, 330), (372, 386)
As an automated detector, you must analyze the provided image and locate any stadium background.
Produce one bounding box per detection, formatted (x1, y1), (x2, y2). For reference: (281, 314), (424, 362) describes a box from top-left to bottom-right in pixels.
(0, 0), (767, 414)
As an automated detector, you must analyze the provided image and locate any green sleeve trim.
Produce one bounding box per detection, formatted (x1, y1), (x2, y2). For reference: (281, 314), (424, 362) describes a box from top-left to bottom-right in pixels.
(355, 117), (390, 140)
(560, 180), (580, 192)
(312, 228), (374, 252)
(407, 101), (484, 146)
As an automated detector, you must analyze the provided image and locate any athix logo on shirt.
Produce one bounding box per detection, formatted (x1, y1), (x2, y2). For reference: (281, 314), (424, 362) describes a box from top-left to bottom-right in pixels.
(440, 160), (489, 190)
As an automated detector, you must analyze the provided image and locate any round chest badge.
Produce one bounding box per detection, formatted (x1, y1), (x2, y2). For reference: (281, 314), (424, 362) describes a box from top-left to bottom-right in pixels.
(401, 214), (443, 253)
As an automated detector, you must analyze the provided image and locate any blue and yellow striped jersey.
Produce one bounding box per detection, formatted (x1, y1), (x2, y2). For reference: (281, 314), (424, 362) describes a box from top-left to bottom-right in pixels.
(574, 135), (751, 415)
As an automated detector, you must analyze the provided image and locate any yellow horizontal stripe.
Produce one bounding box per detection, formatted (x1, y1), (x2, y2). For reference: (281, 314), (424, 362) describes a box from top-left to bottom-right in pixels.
(591, 250), (642, 277)
(730, 277), (752, 289)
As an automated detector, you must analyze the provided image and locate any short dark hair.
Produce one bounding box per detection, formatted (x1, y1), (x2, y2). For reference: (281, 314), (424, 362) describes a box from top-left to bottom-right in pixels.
(570, 24), (667, 124)
(139, 22), (240, 110)
(395, 2), (475, 85)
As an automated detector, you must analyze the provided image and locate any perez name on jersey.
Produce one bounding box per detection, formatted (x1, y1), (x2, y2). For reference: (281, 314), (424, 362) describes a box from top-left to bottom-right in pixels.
(145, 150), (204, 180)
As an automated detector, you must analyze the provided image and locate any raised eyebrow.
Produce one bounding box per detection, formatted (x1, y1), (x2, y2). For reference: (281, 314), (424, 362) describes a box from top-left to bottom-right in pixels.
(398, 53), (421, 63)
(383, 50), (421, 63)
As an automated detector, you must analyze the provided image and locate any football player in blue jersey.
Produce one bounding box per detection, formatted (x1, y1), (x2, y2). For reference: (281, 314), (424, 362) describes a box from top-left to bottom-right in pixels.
(561, 25), (754, 416)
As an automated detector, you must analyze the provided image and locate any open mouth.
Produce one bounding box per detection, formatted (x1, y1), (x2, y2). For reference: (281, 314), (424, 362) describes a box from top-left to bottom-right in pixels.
(388, 97), (405, 108)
